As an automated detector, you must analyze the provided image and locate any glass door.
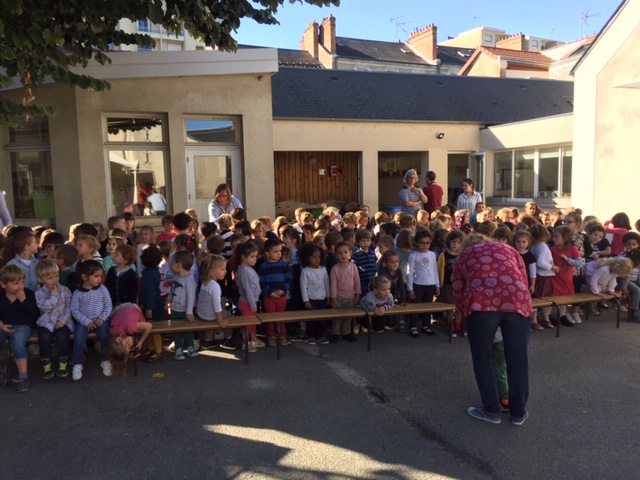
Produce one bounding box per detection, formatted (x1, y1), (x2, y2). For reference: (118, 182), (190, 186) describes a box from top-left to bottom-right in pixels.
(186, 148), (242, 221)
(468, 152), (486, 200)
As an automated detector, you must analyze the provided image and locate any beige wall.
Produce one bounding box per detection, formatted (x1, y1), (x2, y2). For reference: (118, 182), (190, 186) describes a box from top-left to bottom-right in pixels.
(273, 120), (481, 212)
(464, 54), (503, 77)
(573, 0), (640, 222)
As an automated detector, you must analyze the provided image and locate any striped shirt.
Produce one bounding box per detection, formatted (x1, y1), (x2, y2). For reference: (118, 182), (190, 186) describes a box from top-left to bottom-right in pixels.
(70, 285), (112, 327)
(258, 260), (292, 296)
(352, 248), (377, 293)
(36, 284), (74, 333)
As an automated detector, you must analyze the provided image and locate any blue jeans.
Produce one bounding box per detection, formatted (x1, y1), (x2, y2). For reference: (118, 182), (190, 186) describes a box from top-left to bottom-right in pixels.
(466, 311), (530, 418)
(73, 321), (110, 364)
(0, 324), (32, 360)
(38, 326), (71, 359)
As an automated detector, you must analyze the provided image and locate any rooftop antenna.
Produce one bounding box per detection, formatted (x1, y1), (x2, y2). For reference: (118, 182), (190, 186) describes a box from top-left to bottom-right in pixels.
(473, 16), (478, 28)
(389, 16), (413, 41)
(579, 8), (600, 38)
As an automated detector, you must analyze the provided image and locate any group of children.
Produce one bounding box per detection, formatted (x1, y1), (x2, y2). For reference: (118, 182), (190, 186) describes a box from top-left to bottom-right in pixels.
(0, 202), (639, 393)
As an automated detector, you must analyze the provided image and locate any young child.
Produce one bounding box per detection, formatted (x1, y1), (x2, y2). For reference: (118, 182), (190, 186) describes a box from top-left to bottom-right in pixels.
(259, 238), (292, 347)
(105, 244), (138, 306)
(299, 242), (330, 345)
(530, 224), (555, 329)
(0, 265), (39, 392)
(7, 230), (39, 291)
(156, 214), (177, 243)
(324, 231), (343, 276)
(352, 229), (376, 295)
(584, 258), (632, 309)
(35, 259), (73, 379)
(168, 251), (198, 360)
(493, 225), (514, 246)
(621, 233), (640, 321)
(282, 227), (301, 266)
(157, 240), (174, 305)
(218, 214), (235, 259)
(103, 233), (125, 273)
(136, 225), (156, 276)
(122, 212), (137, 245)
(70, 260), (113, 381)
(358, 275), (395, 332)
(378, 250), (407, 331)
(330, 241), (361, 343)
(375, 236), (395, 271)
(438, 230), (465, 336)
(76, 234), (103, 268)
(407, 230), (440, 337)
(139, 245), (165, 362)
(564, 211), (586, 323)
(234, 242), (264, 352)
(513, 230), (540, 330)
(107, 303), (152, 378)
(550, 226), (582, 326)
(583, 223), (612, 264)
(197, 254), (231, 349)
(174, 233), (200, 283)
(53, 244), (79, 288)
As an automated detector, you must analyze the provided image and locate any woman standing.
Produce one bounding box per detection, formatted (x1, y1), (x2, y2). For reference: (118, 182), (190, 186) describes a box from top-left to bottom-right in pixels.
(399, 169), (427, 217)
(456, 178), (483, 214)
(208, 183), (243, 224)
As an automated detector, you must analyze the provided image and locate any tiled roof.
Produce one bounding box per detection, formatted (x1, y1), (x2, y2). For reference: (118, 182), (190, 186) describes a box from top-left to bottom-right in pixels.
(336, 37), (429, 65)
(277, 48), (323, 68)
(437, 45), (476, 66)
(476, 46), (553, 63)
(272, 67), (573, 125)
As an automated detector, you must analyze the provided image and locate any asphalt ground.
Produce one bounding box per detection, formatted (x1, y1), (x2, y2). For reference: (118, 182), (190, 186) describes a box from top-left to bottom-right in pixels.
(2, 308), (639, 480)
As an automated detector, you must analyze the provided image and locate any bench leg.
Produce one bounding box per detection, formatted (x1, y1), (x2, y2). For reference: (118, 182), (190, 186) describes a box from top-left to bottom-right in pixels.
(615, 299), (621, 328)
(549, 302), (561, 338)
(242, 327), (249, 365)
(448, 311), (452, 344)
(276, 322), (281, 360)
(367, 314), (371, 352)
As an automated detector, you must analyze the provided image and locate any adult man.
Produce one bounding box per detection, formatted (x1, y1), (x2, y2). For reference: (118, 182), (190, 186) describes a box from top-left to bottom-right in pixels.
(452, 236), (532, 426)
(422, 171), (443, 214)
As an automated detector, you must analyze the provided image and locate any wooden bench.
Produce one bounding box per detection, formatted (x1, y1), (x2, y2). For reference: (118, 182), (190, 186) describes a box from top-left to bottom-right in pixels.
(540, 293), (620, 336)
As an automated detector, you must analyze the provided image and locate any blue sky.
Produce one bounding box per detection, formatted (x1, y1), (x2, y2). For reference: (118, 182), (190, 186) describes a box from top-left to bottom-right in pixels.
(233, 0), (622, 49)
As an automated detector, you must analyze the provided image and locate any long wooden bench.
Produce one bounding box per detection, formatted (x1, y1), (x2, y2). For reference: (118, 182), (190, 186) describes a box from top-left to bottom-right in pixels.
(540, 293), (620, 336)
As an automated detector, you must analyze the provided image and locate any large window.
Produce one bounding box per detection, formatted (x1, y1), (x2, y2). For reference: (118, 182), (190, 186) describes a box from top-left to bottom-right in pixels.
(105, 116), (169, 216)
(492, 146), (571, 199)
(6, 118), (55, 223)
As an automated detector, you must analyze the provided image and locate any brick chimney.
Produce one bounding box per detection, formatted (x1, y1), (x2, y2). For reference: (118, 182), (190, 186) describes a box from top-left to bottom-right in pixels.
(496, 33), (525, 51)
(319, 14), (336, 53)
(407, 24), (438, 62)
(300, 20), (319, 58)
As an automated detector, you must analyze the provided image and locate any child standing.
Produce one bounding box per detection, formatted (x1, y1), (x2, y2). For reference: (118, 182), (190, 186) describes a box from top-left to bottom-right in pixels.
(530, 224), (555, 329)
(550, 226), (582, 326)
(168, 251), (198, 360)
(75, 234), (104, 268)
(378, 250), (407, 331)
(156, 214), (177, 243)
(259, 238), (292, 347)
(407, 230), (440, 337)
(0, 265), (39, 392)
(35, 259), (73, 379)
(330, 241), (361, 343)
(136, 225), (156, 276)
(102, 233), (125, 273)
(513, 230), (541, 330)
(299, 243), (330, 345)
(70, 260), (113, 381)
(438, 230), (465, 336)
(7, 231), (39, 291)
(358, 276), (395, 330)
(234, 242), (264, 352)
(351, 229), (376, 333)
(564, 212), (586, 323)
(197, 255), (231, 349)
(139, 245), (165, 361)
(105, 244), (138, 306)
(107, 303), (152, 378)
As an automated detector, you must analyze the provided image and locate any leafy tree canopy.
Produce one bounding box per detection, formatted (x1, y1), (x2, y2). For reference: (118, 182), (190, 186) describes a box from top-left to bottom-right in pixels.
(0, 0), (338, 124)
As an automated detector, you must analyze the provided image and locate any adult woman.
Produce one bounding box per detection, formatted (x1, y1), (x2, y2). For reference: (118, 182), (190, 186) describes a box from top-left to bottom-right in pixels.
(145, 187), (167, 216)
(452, 234), (532, 426)
(456, 178), (483, 214)
(604, 212), (632, 256)
(398, 169), (427, 217)
(208, 183), (243, 223)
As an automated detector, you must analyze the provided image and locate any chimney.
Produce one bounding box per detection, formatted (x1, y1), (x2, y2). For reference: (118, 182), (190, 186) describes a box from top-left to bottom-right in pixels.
(300, 20), (319, 58)
(407, 24), (438, 62)
(496, 33), (525, 51)
(319, 14), (336, 53)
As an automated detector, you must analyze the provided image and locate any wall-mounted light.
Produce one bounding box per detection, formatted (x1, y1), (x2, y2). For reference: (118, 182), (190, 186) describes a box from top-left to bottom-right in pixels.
(436, 133), (445, 139)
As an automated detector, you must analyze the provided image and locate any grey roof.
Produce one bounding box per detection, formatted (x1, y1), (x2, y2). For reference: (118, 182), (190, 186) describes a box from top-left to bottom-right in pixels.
(272, 67), (574, 125)
(336, 37), (427, 65)
(437, 45), (475, 66)
(277, 48), (323, 68)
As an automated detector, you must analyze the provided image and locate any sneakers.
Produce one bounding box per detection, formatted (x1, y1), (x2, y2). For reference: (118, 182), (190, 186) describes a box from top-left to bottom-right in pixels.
(241, 341), (258, 353)
(571, 312), (583, 324)
(512, 411), (529, 426)
(306, 337), (317, 345)
(589, 309), (601, 316)
(58, 357), (69, 377)
(254, 339), (266, 348)
(410, 327), (420, 338)
(467, 407), (501, 424)
(316, 337), (329, 345)
(168, 341), (176, 352)
(173, 348), (186, 360)
(100, 360), (113, 377)
(220, 338), (237, 350)
(329, 334), (340, 343)
(360, 325), (368, 333)
(193, 340), (200, 350)
(421, 326), (435, 336)
(384, 322), (396, 330)
(539, 318), (554, 329)
(451, 332), (457, 338)
(353, 324), (360, 335)
(499, 399), (510, 413)
(42, 359), (54, 380)
(14, 378), (30, 393)
(398, 322), (407, 334)
(280, 336), (288, 346)
(187, 346), (199, 358)
(531, 322), (544, 331)
(559, 315), (574, 327)
(201, 339), (220, 350)
(598, 300), (609, 309)
(268, 336), (277, 347)
(72, 364), (83, 381)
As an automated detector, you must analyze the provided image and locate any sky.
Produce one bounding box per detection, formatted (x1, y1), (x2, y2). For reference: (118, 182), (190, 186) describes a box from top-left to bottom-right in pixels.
(232, 0), (622, 49)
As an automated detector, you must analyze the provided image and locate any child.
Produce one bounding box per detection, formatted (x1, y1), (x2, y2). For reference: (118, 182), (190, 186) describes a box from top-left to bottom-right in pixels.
(103, 233), (125, 273)
(122, 212), (137, 245)
(456, 209), (472, 234)
(324, 231), (343, 276)
(378, 250), (407, 331)
(105, 244), (138, 306)
(550, 226), (582, 326)
(395, 229), (413, 280)
(70, 260), (113, 381)
(407, 230), (440, 337)
(107, 303), (152, 378)
(35, 259), (73, 379)
(376, 236), (395, 271)
(39, 231), (65, 260)
(584, 223), (612, 264)
(358, 275), (394, 332)
(330, 241), (361, 343)
(621, 233), (640, 321)
(218, 214), (235, 259)
(302, 223), (316, 244)
(493, 225), (513, 246)
(282, 226), (301, 266)
(438, 230), (465, 336)
(259, 238), (292, 347)
(157, 240), (174, 304)
(299, 242), (330, 345)
(430, 228), (448, 259)
(251, 219), (266, 240)
(168, 251), (198, 360)
(513, 230), (540, 330)
(584, 258), (632, 308)
(7, 230), (39, 291)
(136, 225), (156, 276)
(53, 244), (79, 288)
(76, 234), (103, 267)
(139, 245), (165, 362)
(197, 255), (231, 349)
(174, 233), (200, 283)
(0, 265), (39, 392)
(234, 242), (264, 352)
(530, 224), (555, 329)
(156, 214), (177, 243)
(352, 229), (376, 295)
(564, 212), (586, 323)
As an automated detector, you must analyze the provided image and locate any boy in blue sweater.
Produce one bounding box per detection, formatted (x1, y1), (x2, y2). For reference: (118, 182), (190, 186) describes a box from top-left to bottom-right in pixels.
(7, 230), (39, 291)
(259, 238), (292, 347)
(351, 229), (377, 333)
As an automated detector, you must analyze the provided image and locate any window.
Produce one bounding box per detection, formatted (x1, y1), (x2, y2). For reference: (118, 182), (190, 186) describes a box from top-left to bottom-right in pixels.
(137, 20), (150, 32)
(492, 146), (571, 199)
(484, 34), (493, 43)
(105, 116), (168, 216)
(185, 118), (239, 144)
(531, 40), (539, 48)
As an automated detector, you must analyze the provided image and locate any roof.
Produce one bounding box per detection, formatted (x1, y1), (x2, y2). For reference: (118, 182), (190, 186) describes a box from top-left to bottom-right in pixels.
(437, 45), (475, 66)
(272, 67), (574, 126)
(335, 37), (429, 66)
(277, 48), (323, 68)
(458, 46), (553, 75)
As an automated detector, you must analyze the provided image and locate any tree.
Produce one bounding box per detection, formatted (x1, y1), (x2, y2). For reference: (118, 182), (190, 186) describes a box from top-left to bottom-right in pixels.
(0, 0), (338, 124)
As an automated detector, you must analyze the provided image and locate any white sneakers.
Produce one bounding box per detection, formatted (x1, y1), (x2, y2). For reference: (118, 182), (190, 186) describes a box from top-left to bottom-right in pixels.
(571, 312), (583, 324)
(72, 364), (83, 381)
(100, 361), (113, 377)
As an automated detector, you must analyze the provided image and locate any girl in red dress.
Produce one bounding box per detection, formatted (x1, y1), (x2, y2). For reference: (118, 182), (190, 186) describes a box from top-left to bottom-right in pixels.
(551, 226), (582, 326)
